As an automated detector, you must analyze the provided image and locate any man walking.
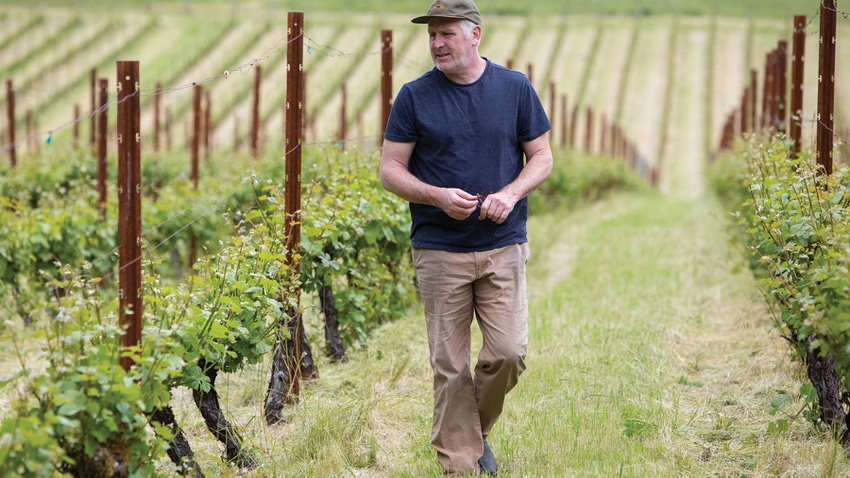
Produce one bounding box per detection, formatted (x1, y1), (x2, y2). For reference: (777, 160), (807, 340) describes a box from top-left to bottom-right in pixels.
(380, 0), (553, 474)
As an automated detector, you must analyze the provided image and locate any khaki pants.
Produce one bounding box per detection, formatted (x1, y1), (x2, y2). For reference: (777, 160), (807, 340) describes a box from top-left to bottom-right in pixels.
(412, 243), (529, 474)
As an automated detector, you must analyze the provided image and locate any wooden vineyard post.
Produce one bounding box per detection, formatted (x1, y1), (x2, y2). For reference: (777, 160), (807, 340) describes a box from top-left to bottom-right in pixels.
(790, 15), (806, 158)
(90, 68), (96, 149)
(339, 83), (347, 147)
(5, 80), (15, 169)
(73, 104), (80, 148)
(762, 50), (775, 130)
(750, 69), (758, 132)
(549, 80), (556, 142)
(775, 40), (788, 134)
(570, 104), (579, 150)
(381, 29), (393, 137)
(600, 114), (608, 156)
(817, 0), (837, 177)
(250, 65), (261, 158)
(98, 79), (108, 221)
(191, 85), (201, 190)
(116, 61), (142, 372)
(266, 11), (307, 426)
(188, 84), (201, 269)
(560, 94), (568, 149)
(584, 106), (593, 154)
(286, 13), (304, 322)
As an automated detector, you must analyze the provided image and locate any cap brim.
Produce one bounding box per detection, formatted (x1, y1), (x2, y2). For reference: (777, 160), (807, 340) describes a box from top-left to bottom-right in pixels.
(411, 14), (469, 24)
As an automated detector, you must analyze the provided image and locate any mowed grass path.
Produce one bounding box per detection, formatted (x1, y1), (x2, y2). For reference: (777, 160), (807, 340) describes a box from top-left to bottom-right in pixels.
(176, 187), (850, 476)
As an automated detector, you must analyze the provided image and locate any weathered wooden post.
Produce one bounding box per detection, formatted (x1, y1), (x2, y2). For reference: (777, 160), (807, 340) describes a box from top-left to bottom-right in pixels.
(381, 29), (393, 137)
(98, 79), (108, 221)
(6, 80), (15, 169)
(339, 83), (347, 147)
(817, 1), (836, 176)
(790, 15), (806, 158)
(116, 61), (142, 373)
(266, 11), (307, 426)
(90, 69), (96, 148)
(250, 65), (261, 157)
(775, 40), (788, 134)
(73, 104), (80, 149)
(584, 107), (594, 154)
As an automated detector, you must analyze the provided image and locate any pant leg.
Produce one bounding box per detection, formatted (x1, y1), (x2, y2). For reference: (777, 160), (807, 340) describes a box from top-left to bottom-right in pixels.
(473, 243), (530, 439)
(413, 248), (484, 474)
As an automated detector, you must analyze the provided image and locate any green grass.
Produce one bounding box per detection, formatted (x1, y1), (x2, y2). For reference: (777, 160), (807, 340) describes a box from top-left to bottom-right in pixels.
(5, 0), (814, 18)
(156, 187), (850, 476)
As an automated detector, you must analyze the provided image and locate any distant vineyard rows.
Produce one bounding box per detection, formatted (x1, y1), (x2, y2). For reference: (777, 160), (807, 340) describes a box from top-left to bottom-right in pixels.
(1, 6), (849, 198)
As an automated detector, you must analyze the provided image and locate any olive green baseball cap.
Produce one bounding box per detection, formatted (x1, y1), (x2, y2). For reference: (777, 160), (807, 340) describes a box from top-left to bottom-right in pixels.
(411, 0), (482, 26)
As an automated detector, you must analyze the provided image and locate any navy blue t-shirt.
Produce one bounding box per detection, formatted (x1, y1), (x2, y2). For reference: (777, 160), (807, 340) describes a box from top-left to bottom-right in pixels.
(384, 59), (551, 252)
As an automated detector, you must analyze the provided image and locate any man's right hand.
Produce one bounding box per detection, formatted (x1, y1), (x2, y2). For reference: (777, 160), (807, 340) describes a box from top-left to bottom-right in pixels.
(440, 188), (478, 220)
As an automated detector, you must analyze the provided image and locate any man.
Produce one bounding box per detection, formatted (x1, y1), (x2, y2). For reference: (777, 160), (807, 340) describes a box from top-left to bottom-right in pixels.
(379, 0), (553, 474)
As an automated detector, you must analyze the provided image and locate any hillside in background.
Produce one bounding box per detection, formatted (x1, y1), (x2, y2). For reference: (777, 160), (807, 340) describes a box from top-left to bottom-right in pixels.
(3, 0), (810, 18)
(1, 2), (848, 199)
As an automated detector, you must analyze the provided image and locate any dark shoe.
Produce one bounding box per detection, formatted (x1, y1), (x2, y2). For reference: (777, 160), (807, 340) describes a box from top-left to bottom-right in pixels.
(478, 440), (498, 475)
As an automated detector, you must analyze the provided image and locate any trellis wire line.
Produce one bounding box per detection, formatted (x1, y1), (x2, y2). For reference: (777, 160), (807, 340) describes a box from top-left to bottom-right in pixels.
(304, 34), (429, 71)
(823, 0), (850, 20)
(0, 24), (423, 154)
(0, 90), (135, 154)
(140, 31), (302, 96)
(814, 118), (850, 143)
(1, 31), (303, 151)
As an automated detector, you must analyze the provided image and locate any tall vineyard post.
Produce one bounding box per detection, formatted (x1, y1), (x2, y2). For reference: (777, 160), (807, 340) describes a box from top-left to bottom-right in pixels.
(600, 114), (608, 156)
(251, 65), (262, 158)
(381, 29), (393, 136)
(790, 15), (806, 158)
(740, 86), (750, 136)
(90, 68), (96, 149)
(549, 80), (556, 143)
(265, 11), (306, 425)
(560, 94), (568, 149)
(98, 78), (108, 221)
(775, 40), (788, 135)
(339, 83), (347, 147)
(189, 84), (202, 268)
(5, 80), (15, 169)
(116, 61), (142, 373)
(73, 104), (80, 149)
(817, 0), (837, 177)
(762, 50), (775, 130)
(25, 111), (34, 156)
(750, 69), (758, 131)
(584, 106), (593, 154)
(285, 10), (305, 390)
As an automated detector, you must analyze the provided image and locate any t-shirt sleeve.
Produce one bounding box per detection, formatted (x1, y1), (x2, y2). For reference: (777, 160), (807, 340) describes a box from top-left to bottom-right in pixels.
(517, 77), (552, 142)
(384, 84), (418, 143)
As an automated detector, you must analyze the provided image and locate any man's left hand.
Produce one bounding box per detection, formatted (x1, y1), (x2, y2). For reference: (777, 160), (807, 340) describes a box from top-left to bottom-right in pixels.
(478, 191), (517, 224)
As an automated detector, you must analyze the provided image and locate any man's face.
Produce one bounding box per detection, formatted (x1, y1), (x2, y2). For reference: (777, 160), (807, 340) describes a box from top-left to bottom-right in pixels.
(428, 18), (479, 77)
